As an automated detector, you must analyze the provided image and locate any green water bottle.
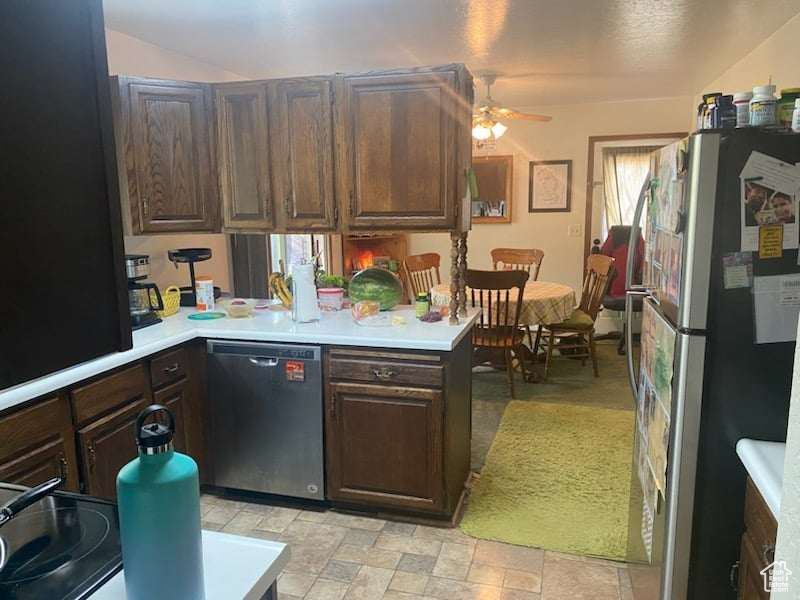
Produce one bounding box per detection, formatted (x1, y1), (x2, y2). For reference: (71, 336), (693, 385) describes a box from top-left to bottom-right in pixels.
(117, 405), (205, 600)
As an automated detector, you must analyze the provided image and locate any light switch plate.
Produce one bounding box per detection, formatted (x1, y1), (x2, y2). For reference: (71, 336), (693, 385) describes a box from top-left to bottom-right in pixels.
(568, 223), (582, 237)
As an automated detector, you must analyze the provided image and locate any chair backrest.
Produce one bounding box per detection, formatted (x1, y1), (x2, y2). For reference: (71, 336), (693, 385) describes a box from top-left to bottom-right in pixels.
(579, 254), (615, 320)
(465, 269), (529, 346)
(491, 248), (545, 281)
(402, 253), (441, 298)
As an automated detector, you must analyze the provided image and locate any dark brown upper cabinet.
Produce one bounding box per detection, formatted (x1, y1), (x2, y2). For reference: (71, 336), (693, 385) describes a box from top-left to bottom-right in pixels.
(269, 78), (337, 231)
(334, 66), (471, 231)
(215, 82), (274, 231)
(114, 76), (220, 234)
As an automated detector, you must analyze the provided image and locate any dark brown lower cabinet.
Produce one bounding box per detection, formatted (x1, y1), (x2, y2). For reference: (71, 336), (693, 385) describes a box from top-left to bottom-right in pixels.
(736, 477), (777, 599)
(327, 381), (444, 513)
(71, 363), (153, 500)
(77, 399), (149, 500)
(153, 379), (189, 453)
(325, 336), (472, 519)
(0, 396), (79, 492)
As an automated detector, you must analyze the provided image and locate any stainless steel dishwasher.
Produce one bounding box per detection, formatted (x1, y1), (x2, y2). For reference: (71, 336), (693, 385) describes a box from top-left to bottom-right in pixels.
(206, 340), (324, 500)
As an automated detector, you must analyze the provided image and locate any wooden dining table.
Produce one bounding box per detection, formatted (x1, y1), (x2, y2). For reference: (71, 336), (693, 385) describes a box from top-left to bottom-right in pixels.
(431, 280), (577, 382)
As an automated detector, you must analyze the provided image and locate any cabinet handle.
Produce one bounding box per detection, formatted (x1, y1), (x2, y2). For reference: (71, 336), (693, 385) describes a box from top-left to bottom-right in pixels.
(87, 443), (97, 472)
(163, 363), (180, 374)
(762, 542), (776, 566)
(284, 196), (293, 218)
(372, 367), (395, 380)
(142, 198), (149, 216)
(58, 454), (68, 481)
(729, 561), (739, 591)
(348, 191), (355, 216)
(333, 204), (339, 226)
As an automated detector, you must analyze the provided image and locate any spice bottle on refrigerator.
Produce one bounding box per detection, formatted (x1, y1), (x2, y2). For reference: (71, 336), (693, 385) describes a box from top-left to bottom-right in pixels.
(734, 91), (752, 127)
(701, 93), (721, 129)
(792, 99), (800, 133)
(714, 95), (736, 128)
(778, 88), (800, 128)
(749, 85), (778, 127)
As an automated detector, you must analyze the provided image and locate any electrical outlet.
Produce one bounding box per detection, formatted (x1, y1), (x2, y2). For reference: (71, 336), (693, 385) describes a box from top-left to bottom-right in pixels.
(568, 223), (582, 237)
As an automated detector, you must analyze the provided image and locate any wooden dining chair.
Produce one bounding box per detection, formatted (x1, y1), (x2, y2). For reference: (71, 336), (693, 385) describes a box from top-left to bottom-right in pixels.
(536, 254), (614, 381)
(491, 248), (544, 349)
(466, 268), (530, 399)
(491, 248), (545, 281)
(401, 253), (441, 299)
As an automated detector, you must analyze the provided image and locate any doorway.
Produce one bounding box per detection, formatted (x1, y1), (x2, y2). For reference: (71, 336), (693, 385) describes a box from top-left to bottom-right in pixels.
(585, 133), (686, 334)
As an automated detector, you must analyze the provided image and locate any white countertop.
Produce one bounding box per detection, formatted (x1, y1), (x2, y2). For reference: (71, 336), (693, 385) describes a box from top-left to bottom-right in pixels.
(91, 529), (289, 599)
(736, 438), (786, 519)
(0, 305), (479, 413)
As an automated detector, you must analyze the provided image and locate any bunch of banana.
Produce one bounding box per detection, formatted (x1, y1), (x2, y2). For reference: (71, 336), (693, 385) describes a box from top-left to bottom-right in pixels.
(269, 272), (292, 308)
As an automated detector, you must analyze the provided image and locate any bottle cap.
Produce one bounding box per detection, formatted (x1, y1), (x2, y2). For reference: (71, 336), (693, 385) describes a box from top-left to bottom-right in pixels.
(734, 91), (753, 102)
(135, 405), (175, 452)
(753, 85), (776, 97)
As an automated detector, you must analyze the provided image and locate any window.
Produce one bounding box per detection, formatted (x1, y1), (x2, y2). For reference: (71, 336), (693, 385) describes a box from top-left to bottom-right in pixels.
(601, 145), (661, 233)
(269, 234), (329, 274)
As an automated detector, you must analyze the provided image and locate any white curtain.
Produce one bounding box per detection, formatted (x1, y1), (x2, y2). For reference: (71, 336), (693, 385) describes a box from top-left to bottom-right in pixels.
(602, 146), (660, 227)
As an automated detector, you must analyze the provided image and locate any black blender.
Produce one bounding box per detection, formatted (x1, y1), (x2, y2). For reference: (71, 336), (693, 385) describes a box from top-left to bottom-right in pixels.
(167, 248), (222, 307)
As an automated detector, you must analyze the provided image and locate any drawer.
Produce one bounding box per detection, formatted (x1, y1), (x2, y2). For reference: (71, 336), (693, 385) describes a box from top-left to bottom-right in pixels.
(744, 477), (778, 568)
(150, 347), (188, 389)
(328, 353), (443, 387)
(71, 363), (151, 427)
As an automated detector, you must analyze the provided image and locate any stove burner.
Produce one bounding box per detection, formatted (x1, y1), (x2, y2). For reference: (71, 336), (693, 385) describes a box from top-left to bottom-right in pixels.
(0, 507), (110, 585)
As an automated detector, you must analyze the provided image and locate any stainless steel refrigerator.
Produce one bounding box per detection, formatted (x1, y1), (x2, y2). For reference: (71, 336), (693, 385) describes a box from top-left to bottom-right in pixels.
(624, 129), (800, 600)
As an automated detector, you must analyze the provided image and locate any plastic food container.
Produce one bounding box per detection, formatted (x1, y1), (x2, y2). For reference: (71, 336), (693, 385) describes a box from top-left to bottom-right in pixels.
(195, 276), (214, 312)
(318, 287), (344, 311)
(223, 298), (254, 318)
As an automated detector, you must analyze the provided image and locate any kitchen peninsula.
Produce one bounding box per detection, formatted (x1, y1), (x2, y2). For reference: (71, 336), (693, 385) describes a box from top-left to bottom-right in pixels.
(0, 306), (478, 520)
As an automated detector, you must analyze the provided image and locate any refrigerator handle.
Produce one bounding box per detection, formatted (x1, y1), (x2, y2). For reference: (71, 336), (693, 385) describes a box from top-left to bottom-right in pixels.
(625, 291), (648, 398)
(625, 175), (651, 292)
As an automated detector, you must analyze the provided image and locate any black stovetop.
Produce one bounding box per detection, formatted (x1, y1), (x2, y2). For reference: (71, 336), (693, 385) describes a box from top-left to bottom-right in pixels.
(0, 484), (122, 600)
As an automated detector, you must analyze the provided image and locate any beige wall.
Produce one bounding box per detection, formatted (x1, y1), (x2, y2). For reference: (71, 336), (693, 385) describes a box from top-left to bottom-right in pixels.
(697, 12), (800, 105)
(408, 96), (691, 293)
(106, 28), (245, 292)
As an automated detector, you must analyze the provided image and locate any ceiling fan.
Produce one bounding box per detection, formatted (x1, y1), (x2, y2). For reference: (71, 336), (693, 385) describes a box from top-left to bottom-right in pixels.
(472, 74), (552, 143)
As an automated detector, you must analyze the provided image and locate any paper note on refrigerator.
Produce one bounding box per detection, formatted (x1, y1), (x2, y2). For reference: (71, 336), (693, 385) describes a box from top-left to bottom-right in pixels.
(753, 274), (800, 343)
(740, 152), (800, 252)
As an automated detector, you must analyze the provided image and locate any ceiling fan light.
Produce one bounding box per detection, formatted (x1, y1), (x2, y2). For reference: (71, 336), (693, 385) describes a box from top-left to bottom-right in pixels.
(491, 121), (507, 139)
(472, 124), (491, 141)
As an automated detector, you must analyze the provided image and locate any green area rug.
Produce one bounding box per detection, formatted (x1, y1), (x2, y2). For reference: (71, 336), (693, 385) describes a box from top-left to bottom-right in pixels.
(461, 399), (640, 561)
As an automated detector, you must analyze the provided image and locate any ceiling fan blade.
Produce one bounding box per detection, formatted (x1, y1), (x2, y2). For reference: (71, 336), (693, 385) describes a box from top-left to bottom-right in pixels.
(492, 107), (552, 122)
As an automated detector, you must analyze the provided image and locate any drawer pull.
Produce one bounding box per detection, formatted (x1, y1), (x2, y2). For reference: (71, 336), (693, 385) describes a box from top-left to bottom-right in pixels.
(372, 368), (395, 380)
(58, 454), (68, 481)
(87, 443), (97, 472)
(729, 561), (739, 591)
(762, 542), (776, 566)
(163, 363), (180, 374)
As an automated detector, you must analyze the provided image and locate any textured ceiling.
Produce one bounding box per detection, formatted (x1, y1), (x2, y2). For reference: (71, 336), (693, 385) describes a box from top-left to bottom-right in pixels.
(103, 0), (800, 105)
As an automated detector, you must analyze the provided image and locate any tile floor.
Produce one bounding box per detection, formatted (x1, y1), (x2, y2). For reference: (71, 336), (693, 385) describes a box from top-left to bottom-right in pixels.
(201, 493), (634, 600)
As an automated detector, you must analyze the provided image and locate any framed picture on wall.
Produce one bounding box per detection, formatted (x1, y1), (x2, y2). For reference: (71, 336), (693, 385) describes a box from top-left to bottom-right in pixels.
(472, 155), (513, 224)
(529, 160), (572, 213)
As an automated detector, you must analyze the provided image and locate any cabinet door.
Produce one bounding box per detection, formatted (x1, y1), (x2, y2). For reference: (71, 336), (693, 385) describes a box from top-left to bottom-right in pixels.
(0, 396), (79, 492)
(270, 78), (336, 231)
(78, 399), (149, 500)
(153, 379), (189, 453)
(738, 532), (770, 600)
(215, 82), (274, 231)
(121, 78), (219, 233)
(335, 70), (458, 230)
(326, 381), (444, 512)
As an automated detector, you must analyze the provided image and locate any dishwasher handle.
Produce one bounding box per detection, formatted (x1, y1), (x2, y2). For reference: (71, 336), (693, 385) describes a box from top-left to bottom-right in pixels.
(248, 357), (279, 368)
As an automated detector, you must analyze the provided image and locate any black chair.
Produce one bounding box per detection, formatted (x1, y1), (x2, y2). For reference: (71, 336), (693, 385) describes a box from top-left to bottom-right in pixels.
(599, 226), (644, 355)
